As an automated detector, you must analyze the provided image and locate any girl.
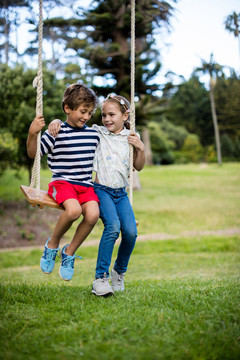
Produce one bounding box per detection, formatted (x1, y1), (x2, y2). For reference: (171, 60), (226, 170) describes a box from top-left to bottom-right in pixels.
(49, 94), (145, 296)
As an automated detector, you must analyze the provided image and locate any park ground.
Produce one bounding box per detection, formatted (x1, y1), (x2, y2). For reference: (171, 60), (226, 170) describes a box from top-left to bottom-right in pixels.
(0, 164), (239, 360)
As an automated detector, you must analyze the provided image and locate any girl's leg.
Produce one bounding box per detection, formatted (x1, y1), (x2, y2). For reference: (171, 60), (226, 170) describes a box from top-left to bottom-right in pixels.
(94, 186), (121, 278)
(66, 201), (99, 255)
(114, 194), (137, 274)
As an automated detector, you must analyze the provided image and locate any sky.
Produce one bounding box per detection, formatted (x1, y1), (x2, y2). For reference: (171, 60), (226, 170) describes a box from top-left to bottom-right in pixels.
(158, 0), (240, 83)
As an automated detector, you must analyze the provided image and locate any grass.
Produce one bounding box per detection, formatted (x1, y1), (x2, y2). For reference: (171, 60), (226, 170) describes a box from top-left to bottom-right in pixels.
(0, 163), (240, 359)
(0, 163), (240, 241)
(0, 236), (239, 360)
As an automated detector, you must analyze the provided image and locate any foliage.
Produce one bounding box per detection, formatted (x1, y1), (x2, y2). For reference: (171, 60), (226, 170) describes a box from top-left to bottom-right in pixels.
(166, 76), (213, 146)
(148, 118), (189, 164)
(0, 129), (18, 174)
(224, 11), (240, 37)
(221, 134), (240, 160)
(193, 54), (224, 165)
(148, 121), (174, 164)
(0, 0), (30, 64)
(42, 0), (177, 98)
(0, 64), (66, 175)
(214, 75), (240, 139)
(159, 117), (189, 150)
(179, 133), (203, 163)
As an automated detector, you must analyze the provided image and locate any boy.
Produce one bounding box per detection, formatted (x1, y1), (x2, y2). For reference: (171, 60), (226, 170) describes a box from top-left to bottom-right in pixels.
(27, 83), (100, 281)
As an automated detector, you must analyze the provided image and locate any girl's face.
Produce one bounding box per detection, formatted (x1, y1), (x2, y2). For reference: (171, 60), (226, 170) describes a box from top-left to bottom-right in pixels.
(101, 102), (129, 134)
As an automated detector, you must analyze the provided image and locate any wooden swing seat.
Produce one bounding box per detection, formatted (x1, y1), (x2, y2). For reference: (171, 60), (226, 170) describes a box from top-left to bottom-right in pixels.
(20, 185), (63, 210)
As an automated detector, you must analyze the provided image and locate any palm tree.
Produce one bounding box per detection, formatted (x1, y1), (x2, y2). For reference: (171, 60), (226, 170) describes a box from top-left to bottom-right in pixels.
(194, 54), (223, 166)
(224, 12), (240, 73)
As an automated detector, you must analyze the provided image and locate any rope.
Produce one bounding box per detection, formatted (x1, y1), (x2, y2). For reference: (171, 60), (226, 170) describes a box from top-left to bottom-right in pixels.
(30, 0), (43, 198)
(129, 0), (135, 205)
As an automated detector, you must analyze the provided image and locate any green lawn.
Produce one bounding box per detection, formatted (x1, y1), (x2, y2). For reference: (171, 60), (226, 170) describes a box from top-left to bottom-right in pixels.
(0, 236), (239, 360)
(1, 162), (240, 241)
(0, 163), (239, 359)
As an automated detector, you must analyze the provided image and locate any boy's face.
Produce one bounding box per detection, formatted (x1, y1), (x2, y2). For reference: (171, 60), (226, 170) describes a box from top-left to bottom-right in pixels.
(64, 103), (95, 128)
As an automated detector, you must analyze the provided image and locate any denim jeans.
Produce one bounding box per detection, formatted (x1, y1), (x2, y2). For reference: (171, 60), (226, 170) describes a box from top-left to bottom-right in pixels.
(93, 183), (137, 278)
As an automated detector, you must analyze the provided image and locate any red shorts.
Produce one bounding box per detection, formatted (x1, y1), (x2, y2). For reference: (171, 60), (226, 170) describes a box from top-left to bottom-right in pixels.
(48, 181), (99, 206)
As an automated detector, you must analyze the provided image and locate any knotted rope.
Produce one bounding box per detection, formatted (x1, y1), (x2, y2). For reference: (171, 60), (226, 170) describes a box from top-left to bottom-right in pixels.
(30, 0), (43, 198)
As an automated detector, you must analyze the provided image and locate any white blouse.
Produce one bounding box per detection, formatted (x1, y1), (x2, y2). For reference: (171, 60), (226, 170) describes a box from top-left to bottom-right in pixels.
(92, 125), (130, 188)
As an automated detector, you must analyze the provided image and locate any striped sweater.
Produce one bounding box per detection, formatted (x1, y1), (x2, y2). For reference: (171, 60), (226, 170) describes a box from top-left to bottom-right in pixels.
(40, 122), (100, 187)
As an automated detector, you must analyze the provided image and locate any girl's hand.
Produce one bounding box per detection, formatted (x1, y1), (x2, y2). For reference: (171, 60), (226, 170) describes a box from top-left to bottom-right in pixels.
(29, 115), (45, 135)
(48, 119), (62, 137)
(128, 132), (145, 152)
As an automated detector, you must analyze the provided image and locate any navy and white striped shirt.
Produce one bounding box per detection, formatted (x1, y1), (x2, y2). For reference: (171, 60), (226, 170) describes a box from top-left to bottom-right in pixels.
(41, 122), (100, 187)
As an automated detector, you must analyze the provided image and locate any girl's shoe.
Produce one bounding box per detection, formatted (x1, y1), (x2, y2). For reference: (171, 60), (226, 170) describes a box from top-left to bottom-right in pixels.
(92, 274), (114, 296)
(59, 244), (82, 281)
(110, 269), (125, 292)
(40, 237), (60, 274)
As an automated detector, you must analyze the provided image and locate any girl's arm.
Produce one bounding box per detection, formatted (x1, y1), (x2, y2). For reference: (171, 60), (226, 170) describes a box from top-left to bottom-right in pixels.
(27, 115), (45, 158)
(128, 132), (145, 171)
(48, 119), (62, 137)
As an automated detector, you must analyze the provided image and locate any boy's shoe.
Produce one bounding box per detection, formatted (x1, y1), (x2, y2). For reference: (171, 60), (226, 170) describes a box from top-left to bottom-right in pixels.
(59, 244), (82, 281)
(92, 274), (114, 297)
(110, 269), (125, 292)
(40, 237), (60, 274)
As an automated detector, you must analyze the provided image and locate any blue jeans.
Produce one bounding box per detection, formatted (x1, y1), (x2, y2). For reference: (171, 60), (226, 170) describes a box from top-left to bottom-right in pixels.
(94, 183), (137, 278)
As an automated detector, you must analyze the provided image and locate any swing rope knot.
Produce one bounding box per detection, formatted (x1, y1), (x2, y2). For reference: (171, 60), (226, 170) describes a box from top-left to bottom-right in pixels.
(32, 76), (39, 88)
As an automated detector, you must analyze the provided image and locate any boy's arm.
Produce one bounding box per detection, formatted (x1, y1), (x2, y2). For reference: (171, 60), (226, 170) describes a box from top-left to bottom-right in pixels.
(128, 132), (145, 171)
(27, 115), (45, 158)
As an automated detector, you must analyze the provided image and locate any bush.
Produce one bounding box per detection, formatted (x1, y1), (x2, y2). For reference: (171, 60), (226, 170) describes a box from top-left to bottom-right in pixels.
(0, 130), (18, 174)
(180, 134), (203, 163)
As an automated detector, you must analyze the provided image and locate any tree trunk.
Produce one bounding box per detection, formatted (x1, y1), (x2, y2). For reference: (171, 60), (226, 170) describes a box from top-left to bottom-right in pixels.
(209, 77), (222, 166)
(3, 6), (10, 65)
(142, 126), (153, 165)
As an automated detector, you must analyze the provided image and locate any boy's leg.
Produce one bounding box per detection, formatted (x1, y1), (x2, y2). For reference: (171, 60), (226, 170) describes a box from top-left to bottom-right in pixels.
(40, 198), (82, 274)
(59, 200), (99, 281)
(66, 200), (99, 255)
(48, 198), (82, 249)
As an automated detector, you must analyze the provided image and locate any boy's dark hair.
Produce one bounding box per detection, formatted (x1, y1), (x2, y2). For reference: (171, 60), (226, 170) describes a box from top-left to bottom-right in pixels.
(62, 83), (98, 113)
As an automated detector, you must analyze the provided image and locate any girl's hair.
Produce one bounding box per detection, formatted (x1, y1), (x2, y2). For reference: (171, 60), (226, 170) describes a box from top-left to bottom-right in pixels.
(103, 93), (130, 129)
(62, 83), (99, 113)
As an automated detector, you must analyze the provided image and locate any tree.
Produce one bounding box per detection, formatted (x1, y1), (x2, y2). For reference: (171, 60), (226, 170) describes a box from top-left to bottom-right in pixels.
(194, 54), (223, 166)
(166, 75), (213, 146)
(224, 12), (240, 74)
(0, 64), (65, 178)
(44, 0), (177, 165)
(214, 73), (240, 140)
(0, 0), (30, 64)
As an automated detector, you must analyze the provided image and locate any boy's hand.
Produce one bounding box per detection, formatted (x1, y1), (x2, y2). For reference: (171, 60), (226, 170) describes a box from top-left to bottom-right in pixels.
(29, 115), (45, 135)
(128, 132), (145, 152)
(48, 119), (62, 137)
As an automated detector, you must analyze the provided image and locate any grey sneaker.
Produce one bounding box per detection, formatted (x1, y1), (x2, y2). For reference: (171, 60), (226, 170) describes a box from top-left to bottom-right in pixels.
(92, 274), (114, 297)
(110, 269), (125, 292)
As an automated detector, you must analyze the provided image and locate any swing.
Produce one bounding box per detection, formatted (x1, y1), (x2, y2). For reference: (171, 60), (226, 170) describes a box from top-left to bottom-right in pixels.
(20, 0), (136, 211)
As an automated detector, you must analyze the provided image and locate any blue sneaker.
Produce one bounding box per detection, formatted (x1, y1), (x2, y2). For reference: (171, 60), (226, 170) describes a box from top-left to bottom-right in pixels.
(59, 244), (82, 281)
(40, 238), (60, 274)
